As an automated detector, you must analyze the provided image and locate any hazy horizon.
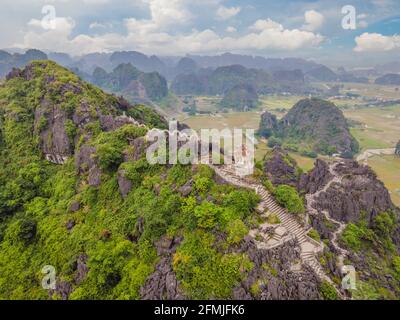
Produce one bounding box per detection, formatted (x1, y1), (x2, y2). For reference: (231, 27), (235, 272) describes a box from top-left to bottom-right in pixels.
(1, 0), (400, 68)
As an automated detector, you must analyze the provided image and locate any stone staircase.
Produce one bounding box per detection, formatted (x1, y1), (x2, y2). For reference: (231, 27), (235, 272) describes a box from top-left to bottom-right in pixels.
(305, 162), (350, 269)
(209, 162), (338, 287)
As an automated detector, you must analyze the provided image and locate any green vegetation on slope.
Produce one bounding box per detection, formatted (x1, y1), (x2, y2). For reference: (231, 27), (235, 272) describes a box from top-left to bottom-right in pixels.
(0, 61), (259, 299)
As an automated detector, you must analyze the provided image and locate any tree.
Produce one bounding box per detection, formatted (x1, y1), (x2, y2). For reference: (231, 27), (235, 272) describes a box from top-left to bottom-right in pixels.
(194, 201), (222, 229)
(226, 219), (248, 244)
(273, 185), (304, 214)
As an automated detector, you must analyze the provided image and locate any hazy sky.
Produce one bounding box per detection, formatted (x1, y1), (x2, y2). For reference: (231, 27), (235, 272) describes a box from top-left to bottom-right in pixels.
(1, 0), (400, 66)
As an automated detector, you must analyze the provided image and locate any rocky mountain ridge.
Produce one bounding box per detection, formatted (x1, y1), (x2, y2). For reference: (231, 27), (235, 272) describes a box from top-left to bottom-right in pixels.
(259, 98), (359, 158)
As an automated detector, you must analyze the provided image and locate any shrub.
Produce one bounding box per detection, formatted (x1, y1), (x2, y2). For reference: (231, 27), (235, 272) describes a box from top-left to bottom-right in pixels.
(96, 143), (123, 171)
(193, 177), (212, 194)
(173, 231), (253, 299)
(393, 256), (400, 281)
(372, 211), (396, 239)
(319, 280), (338, 300)
(64, 119), (77, 144)
(267, 136), (282, 148)
(194, 201), (221, 229)
(308, 229), (321, 242)
(273, 185), (304, 214)
(300, 148), (318, 158)
(226, 219), (248, 244)
(222, 190), (259, 220)
(262, 178), (275, 193)
(266, 213), (280, 224)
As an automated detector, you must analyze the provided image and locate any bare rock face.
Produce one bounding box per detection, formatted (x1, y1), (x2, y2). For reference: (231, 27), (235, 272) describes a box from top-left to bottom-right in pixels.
(117, 169), (132, 198)
(235, 238), (321, 300)
(140, 236), (185, 300)
(299, 159), (332, 194)
(263, 147), (300, 187)
(6, 64), (36, 81)
(49, 280), (73, 300)
(258, 111), (278, 138)
(123, 136), (147, 162)
(303, 160), (395, 223)
(177, 179), (193, 197)
(34, 100), (71, 164)
(99, 114), (142, 132)
(74, 254), (89, 285)
(75, 144), (102, 187)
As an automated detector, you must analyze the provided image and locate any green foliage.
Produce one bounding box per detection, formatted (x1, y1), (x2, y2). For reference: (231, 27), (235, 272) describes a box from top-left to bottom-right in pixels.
(226, 219), (248, 244)
(393, 256), (400, 281)
(266, 213), (280, 224)
(220, 84), (259, 111)
(126, 105), (167, 129)
(5, 217), (37, 245)
(194, 201), (221, 229)
(262, 178), (275, 193)
(93, 125), (147, 171)
(222, 189), (259, 220)
(299, 148), (318, 158)
(37, 115), (48, 132)
(0, 60), (262, 300)
(193, 177), (212, 195)
(372, 211), (396, 240)
(341, 223), (366, 251)
(319, 280), (338, 300)
(267, 136), (282, 148)
(64, 119), (77, 145)
(173, 231), (253, 299)
(307, 229), (321, 242)
(273, 185), (304, 214)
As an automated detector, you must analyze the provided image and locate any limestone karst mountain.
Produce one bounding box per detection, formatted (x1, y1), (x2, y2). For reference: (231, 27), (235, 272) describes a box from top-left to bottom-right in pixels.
(259, 98), (359, 158)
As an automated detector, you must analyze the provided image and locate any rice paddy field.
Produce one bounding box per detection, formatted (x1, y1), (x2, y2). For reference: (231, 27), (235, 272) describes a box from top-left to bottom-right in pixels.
(367, 155), (400, 206)
(344, 105), (400, 151)
(179, 93), (400, 206)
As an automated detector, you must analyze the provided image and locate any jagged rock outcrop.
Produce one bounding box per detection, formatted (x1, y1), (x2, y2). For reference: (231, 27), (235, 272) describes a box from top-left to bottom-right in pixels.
(299, 159), (332, 194)
(258, 111), (278, 138)
(6, 61), (165, 166)
(74, 254), (89, 285)
(34, 100), (71, 164)
(263, 147), (300, 187)
(75, 145), (102, 187)
(117, 169), (132, 198)
(140, 236), (185, 300)
(258, 98), (359, 158)
(235, 237), (322, 300)
(220, 83), (259, 111)
(301, 160), (394, 223)
(122, 136), (148, 162)
(177, 179), (193, 197)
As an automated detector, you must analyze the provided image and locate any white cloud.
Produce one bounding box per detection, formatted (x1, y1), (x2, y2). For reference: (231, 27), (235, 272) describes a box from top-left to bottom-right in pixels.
(302, 10), (324, 31)
(146, 0), (192, 27)
(354, 32), (400, 52)
(226, 26), (236, 33)
(14, 2), (324, 56)
(89, 22), (111, 29)
(216, 6), (241, 20)
(358, 20), (369, 28)
(250, 19), (283, 32)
